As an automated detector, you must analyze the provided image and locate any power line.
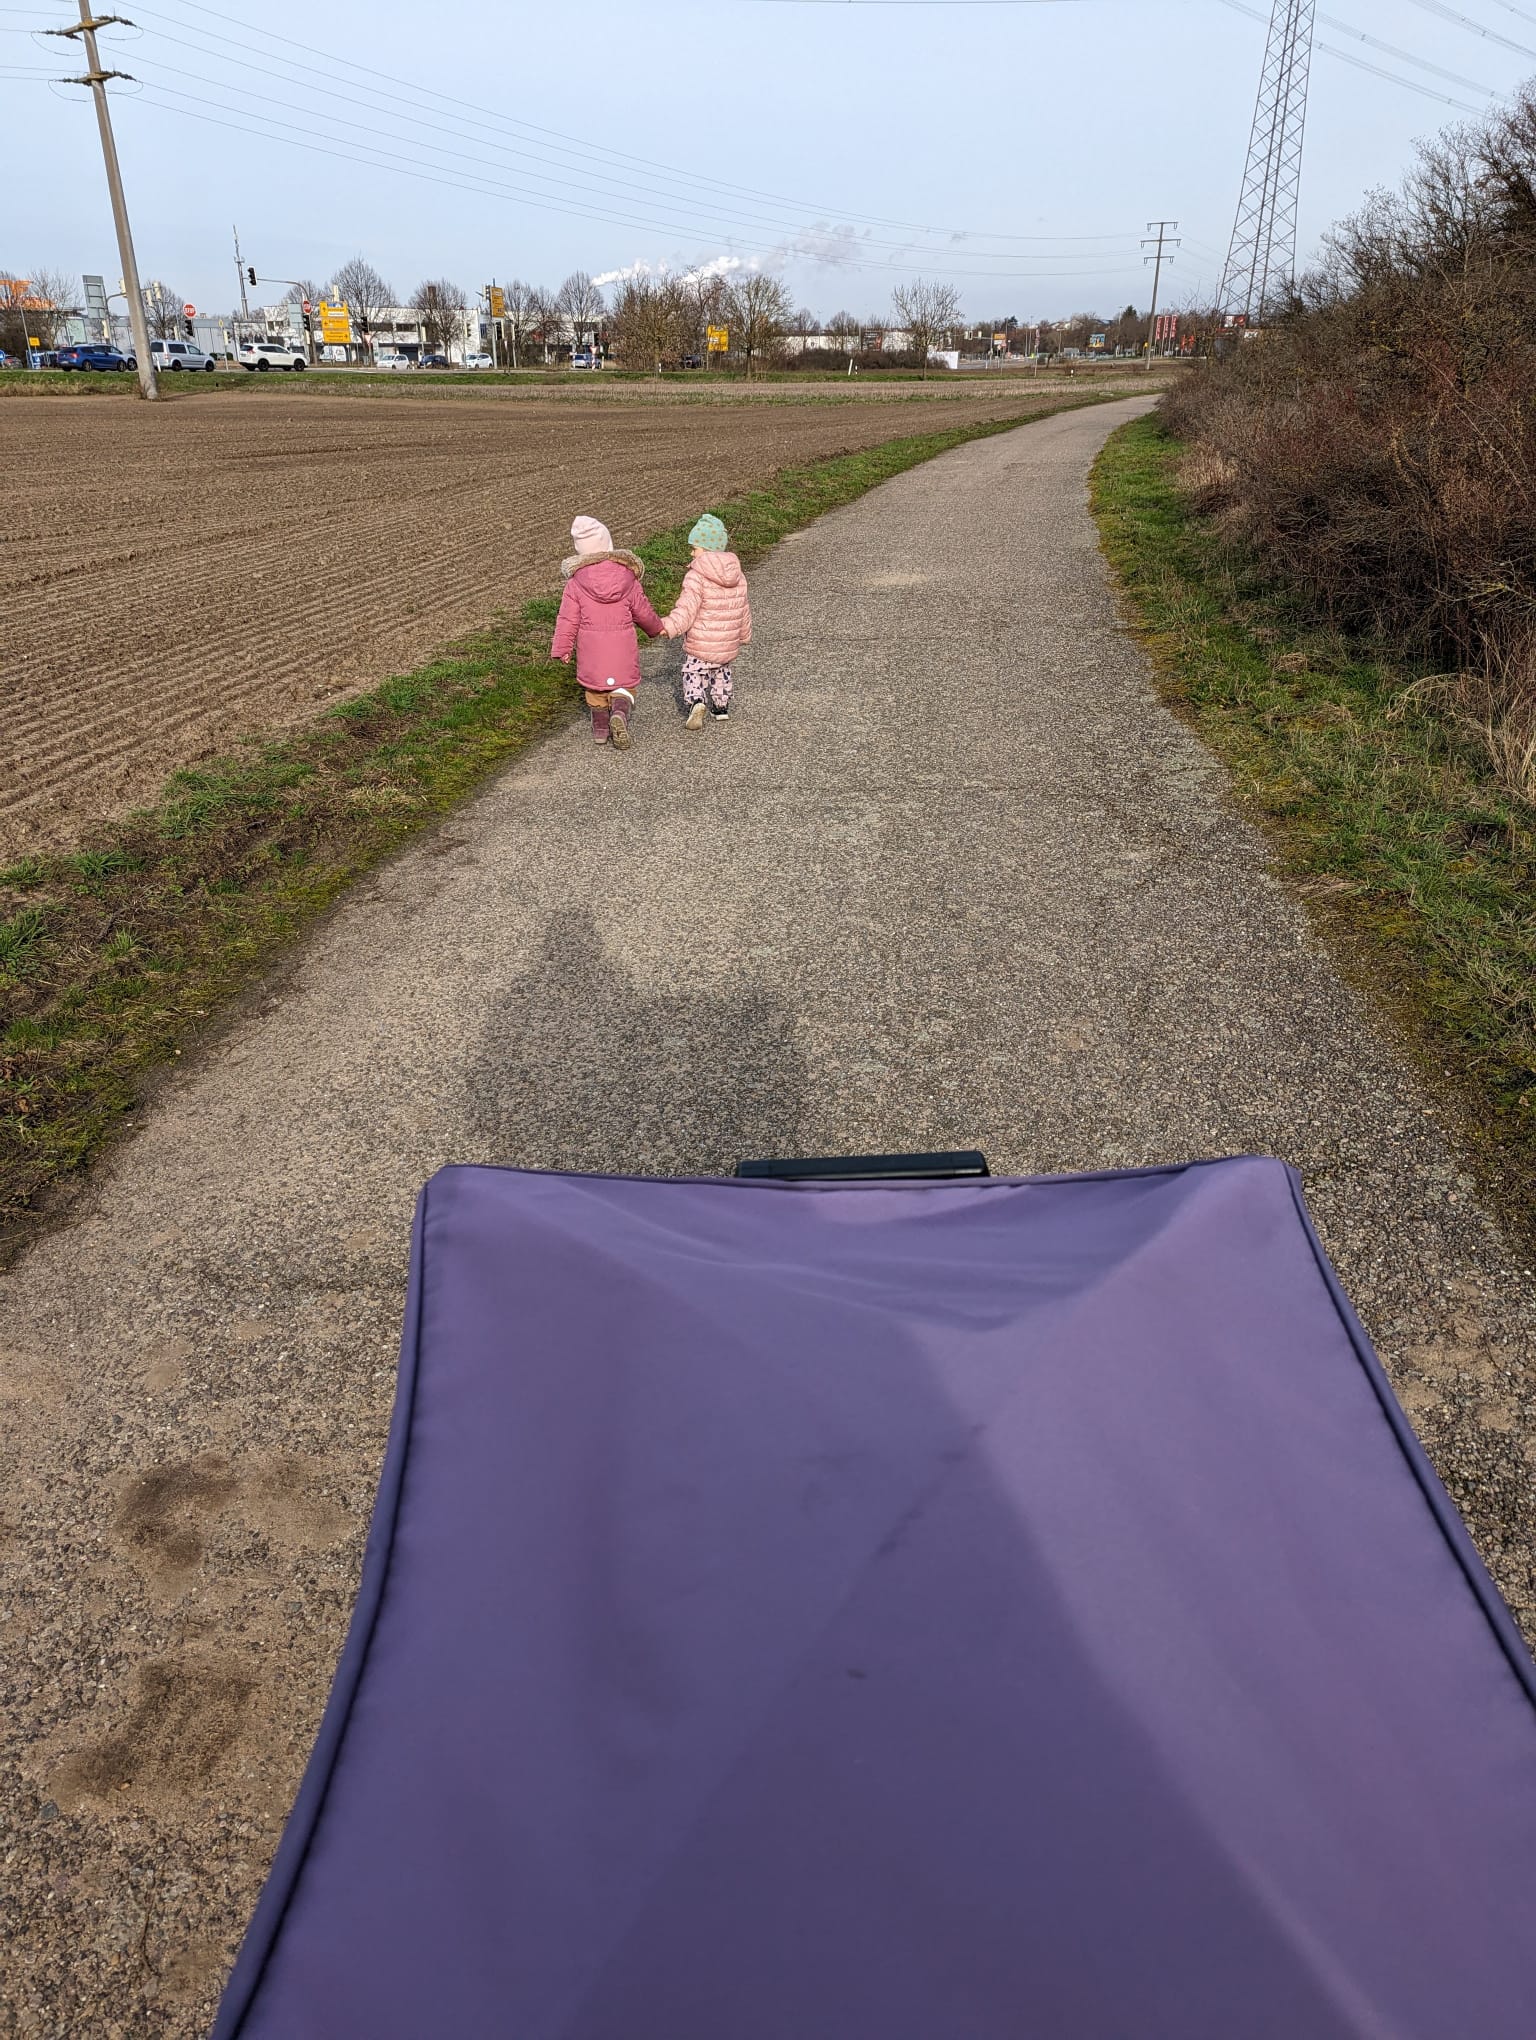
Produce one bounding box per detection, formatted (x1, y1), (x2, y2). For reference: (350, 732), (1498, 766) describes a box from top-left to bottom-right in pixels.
(1400, 0), (1536, 59)
(129, 0), (1141, 246)
(1213, 0), (1491, 108)
(117, 40), (1142, 261)
(740, 0), (1509, 109)
(92, 82), (1140, 282)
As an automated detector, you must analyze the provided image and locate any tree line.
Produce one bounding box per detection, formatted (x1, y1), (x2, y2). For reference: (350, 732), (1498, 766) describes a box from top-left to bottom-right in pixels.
(4, 252), (1156, 371)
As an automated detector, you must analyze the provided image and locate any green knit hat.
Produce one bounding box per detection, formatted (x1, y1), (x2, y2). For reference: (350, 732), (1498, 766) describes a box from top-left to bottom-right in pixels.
(689, 513), (728, 551)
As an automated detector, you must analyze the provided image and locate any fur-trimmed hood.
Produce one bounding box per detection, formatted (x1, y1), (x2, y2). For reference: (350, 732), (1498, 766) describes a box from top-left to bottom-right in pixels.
(561, 548), (645, 580)
(549, 547), (664, 689)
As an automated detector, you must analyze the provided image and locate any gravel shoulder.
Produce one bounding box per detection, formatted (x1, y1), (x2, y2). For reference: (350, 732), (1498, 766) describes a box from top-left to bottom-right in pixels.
(2, 394), (1533, 2034)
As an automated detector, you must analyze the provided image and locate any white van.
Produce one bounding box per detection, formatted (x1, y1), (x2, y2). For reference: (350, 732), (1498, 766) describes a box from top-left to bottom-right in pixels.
(149, 337), (216, 372)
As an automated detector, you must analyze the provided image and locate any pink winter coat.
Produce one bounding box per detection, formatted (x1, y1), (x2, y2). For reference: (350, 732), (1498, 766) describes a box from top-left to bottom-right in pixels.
(661, 550), (753, 665)
(550, 549), (662, 692)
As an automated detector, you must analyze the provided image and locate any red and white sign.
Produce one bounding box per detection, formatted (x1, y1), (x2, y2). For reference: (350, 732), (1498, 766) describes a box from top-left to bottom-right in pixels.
(301, 298), (312, 315)
(183, 302), (196, 317)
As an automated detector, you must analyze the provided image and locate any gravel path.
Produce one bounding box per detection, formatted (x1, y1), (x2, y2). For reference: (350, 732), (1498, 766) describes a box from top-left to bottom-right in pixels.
(3, 395), (1534, 2034)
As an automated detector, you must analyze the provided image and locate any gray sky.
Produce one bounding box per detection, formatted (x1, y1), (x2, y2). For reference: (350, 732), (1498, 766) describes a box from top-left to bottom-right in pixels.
(3, 0), (1533, 321)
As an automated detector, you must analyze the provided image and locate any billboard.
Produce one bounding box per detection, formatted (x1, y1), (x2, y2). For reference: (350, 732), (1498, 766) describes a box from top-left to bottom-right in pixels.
(83, 273), (109, 339)
(1088, 332), (1106, 351)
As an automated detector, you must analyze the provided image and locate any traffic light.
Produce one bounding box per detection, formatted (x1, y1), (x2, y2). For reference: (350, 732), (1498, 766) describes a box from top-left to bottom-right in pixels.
(247, 266), (257, 286)
(183, 317), (195, 338)
(302, 311), (312, 334)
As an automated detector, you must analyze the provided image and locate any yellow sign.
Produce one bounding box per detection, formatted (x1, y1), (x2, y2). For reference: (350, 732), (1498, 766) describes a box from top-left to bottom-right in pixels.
(27, 335), (41, 347)
(706, 324), (728, 353)
(488, 286), (506, 318)
(318, 301), (352, 344)
(992, 331), (1006, 349)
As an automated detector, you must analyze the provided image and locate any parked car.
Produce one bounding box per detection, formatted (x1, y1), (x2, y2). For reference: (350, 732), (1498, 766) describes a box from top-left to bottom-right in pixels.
(56, 343), (130, 371)
(419, 352), (451, 369)
(380, 354), (416, 372)
(570, 349), (596, 369)
(462, 351), (494, 369)
(238, 340), (307, 372)
(150, 337), (216, 372)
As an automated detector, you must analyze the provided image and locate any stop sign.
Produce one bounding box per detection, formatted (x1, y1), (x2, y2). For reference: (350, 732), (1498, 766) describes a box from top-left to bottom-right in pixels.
(183, 302), (196, 317)
(302, 298), (312, 315)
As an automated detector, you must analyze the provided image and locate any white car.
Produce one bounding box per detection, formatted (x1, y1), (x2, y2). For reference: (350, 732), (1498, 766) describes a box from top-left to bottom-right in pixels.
(239, 340), (307, 372)
(379, 354), (416, 372)
(462, 352), (494, 369)
(150, 337), (216, 372)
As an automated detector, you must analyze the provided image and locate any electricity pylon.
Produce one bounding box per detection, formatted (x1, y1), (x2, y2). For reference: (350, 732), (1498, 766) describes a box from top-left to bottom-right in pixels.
(1218, 0), (1316, 326)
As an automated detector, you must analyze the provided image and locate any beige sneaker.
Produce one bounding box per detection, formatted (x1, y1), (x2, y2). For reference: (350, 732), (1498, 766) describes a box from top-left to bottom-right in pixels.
(684, 701), (706, 731)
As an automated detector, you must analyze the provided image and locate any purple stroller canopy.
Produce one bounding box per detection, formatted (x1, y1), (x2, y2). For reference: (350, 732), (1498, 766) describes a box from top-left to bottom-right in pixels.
(215, 1158), (1536, 2038)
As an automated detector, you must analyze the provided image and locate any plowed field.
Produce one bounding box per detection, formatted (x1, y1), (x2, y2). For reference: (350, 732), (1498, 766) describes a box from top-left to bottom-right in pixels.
(3, 386), (1078, 856)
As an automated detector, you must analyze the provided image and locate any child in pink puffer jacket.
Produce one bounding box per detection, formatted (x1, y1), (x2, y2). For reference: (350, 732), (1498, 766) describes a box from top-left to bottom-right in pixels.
(551, 515), (664, 749)
(660, 513), (753, 729)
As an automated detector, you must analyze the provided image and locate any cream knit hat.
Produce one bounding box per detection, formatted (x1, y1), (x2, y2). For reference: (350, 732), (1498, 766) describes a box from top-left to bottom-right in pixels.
(570, 515), (612, 555)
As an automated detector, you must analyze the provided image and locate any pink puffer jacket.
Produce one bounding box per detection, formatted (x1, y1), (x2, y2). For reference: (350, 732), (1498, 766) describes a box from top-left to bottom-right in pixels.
(661, 550), (753, 665)
(550, 550), (663, 691)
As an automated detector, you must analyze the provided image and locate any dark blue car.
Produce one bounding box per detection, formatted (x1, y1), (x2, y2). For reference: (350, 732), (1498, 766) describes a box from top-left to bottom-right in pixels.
(56, 344), (132, 372)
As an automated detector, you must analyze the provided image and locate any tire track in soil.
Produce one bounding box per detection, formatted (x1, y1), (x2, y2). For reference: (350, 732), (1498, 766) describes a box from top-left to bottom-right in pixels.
(2, 390), (1054, 857)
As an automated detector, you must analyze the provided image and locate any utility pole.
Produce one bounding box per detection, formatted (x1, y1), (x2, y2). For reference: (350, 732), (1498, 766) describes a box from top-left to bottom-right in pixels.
(234, 226), (250, 321)
(49, 2), (157, 398)
(1142, 220), (1179, 370)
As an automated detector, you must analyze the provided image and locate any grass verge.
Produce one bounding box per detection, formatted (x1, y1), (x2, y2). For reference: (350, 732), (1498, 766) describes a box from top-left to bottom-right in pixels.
(0, 392), (1121, 1257)
(1093, 413), (1536, 1226)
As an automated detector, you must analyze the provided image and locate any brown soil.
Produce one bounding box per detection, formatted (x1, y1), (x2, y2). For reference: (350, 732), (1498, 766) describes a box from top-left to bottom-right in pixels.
(2, 387), (1057, 859)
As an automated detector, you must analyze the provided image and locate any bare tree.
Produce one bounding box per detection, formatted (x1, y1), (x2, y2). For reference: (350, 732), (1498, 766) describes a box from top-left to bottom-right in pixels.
(678, 268), (731, 367)
(411, 277), (468, 358)
(281, 278), (325, 307)
(140, 278), (186, 339)
(556, 270), (605, 355)
(825, 310), (861, 357)
(726, 272), (795, 377)
(890, 277), (963, 377)
(500, 278), (545, 368)
(1, 267), (81, 354)
(530, 287), (562, 364)
(610, 276), (686, 372)
(332, 255), (394, 357)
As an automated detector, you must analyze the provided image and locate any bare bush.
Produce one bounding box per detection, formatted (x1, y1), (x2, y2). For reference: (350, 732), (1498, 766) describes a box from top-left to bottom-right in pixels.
(609, 276), (685, 371)
(1169, 84), (1536, 802)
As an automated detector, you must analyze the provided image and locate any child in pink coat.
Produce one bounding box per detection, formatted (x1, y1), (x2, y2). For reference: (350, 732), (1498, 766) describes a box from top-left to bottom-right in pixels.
(660, 514), (753, 728)
(550, 515), (664, 749)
